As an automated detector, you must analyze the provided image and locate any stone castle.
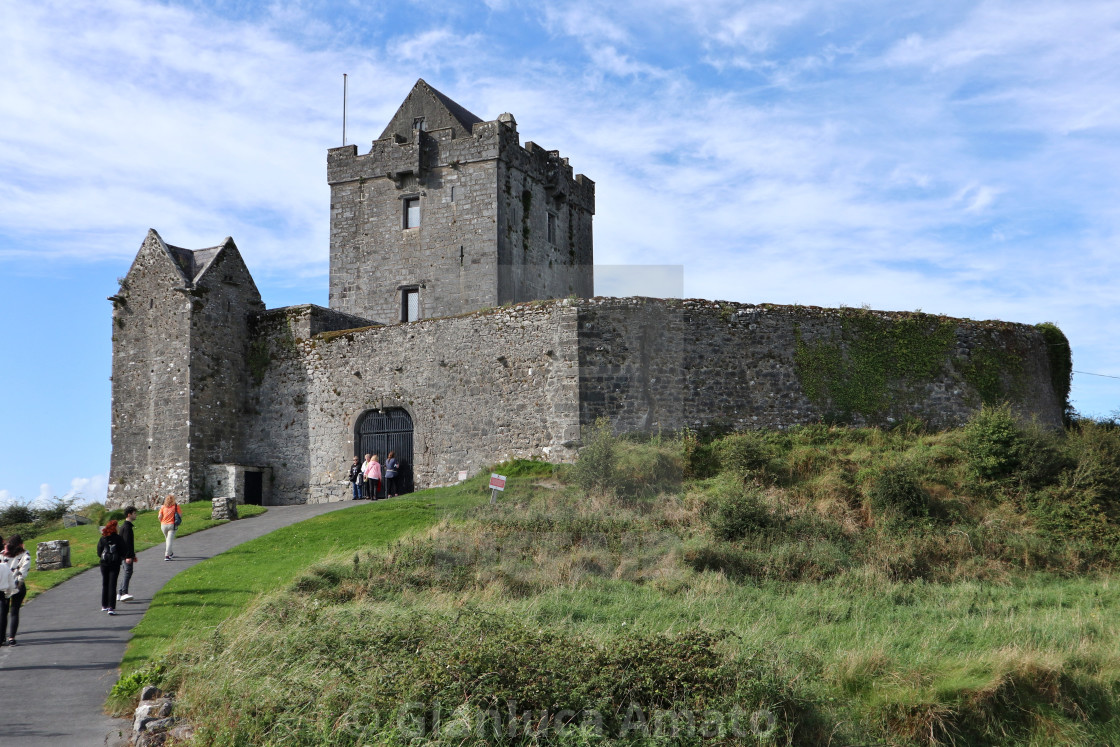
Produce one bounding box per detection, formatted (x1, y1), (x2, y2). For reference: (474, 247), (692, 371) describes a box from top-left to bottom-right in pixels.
(107, 80), (1065, 508)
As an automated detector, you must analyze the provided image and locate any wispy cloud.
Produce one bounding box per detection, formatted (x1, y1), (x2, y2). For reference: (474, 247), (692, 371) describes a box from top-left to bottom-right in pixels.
(2, 0), (1119, 505)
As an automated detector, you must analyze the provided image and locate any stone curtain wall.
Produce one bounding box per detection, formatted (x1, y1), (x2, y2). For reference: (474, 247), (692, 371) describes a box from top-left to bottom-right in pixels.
(108, 233), (196, 510)
(241, 301), (582, 503)
(577, 298), (1064, 433)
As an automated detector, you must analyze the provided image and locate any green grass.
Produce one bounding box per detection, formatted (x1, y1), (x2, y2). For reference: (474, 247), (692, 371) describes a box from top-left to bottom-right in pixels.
(22, 502), (266, 600)
(108, 417), (1120, 744)
(116, 473), (504, 680)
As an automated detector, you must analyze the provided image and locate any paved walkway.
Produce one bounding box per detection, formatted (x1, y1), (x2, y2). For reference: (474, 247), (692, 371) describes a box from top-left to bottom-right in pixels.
(0, 501), (365, 747)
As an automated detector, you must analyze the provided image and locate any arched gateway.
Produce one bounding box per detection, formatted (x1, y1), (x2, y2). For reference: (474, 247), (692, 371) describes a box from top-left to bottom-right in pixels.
(354, 408), (414, 493)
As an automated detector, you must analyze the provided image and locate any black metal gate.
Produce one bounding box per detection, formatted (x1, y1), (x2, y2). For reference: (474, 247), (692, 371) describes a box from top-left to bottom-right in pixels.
(355, 408), (414, 494)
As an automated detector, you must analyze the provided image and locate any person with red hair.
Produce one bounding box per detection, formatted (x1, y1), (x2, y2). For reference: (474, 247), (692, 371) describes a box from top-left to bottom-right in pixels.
(96, 521), (125, 615)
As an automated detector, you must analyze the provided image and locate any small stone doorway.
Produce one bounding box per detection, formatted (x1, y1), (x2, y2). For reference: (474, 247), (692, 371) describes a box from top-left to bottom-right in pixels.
(244, 470), (263, 505)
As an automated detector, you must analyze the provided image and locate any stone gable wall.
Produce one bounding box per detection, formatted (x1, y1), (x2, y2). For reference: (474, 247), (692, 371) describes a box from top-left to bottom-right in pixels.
(108, 235), (195, 509)
(184, 248), (264, 500)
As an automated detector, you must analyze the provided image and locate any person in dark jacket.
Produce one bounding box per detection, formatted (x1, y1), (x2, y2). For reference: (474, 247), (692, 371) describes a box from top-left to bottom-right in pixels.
(117, 506), (138, 602)
(348, 456), (363, 500)
(97, 521), (125, 615)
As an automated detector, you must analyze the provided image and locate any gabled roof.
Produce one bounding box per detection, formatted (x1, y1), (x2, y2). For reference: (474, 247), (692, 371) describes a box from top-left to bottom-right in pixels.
(164, 237), (233, 285)
(129, 229), (259, 297)
(377, 79), (484, 142)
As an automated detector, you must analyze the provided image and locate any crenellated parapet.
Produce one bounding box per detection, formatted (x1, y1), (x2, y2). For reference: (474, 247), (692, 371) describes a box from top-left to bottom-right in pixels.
(328, 79), (595, 324)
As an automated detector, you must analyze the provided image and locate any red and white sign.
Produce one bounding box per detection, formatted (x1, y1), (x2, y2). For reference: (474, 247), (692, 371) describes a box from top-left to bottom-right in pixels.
(489, 473), (507, 491)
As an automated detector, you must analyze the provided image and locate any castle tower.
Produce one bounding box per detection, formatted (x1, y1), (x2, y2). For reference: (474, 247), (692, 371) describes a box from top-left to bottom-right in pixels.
(107, 230), (264, 507)
(327, 79), (594, 323)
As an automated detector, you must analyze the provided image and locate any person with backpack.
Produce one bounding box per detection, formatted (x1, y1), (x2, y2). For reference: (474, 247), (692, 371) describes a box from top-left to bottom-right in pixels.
(158, 495), (182, 561)
(1, 534), (31, 644)
(117, 506), (138, 603)
(97, 521), (125, 615)
(98, 519), (125, 613)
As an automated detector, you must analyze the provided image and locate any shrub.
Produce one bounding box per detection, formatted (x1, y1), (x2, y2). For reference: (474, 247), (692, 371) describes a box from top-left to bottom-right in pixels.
(611, 441), (682, 498)
(34, 496), (79, 523)
(0, 502), (35, 527)
(571, 421), (682, 498)
(715, 432), (781, 478)
(709, 487), (776, 540)
(570, 418), (616, 494)
(869, 464), (928, 519)
(1065, 421), (1120, 519)
(679, 428), (719, 479)
(961, 404), (1028, 483)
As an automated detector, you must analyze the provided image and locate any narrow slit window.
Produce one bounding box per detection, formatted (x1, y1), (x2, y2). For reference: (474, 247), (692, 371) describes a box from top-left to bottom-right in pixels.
(401, 288), (419, 322)
(403, 197), (420, 229)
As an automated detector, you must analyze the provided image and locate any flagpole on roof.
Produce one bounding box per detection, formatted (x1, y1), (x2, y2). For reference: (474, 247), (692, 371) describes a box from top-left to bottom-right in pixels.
(342, 73), (348, 146)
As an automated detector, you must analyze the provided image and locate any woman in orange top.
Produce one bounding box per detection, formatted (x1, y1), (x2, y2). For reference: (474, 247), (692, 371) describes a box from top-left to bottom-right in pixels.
(158, 495), (182, 561)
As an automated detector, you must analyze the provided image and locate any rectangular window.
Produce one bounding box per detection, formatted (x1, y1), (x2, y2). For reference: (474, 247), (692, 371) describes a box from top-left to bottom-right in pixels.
(403, 197), (420, 229)
(547, 212), (557, 245)
(401, 288), (419, 322)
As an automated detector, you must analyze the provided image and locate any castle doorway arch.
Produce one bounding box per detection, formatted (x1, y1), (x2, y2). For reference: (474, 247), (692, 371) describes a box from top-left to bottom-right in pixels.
(354, 408), (414, 494)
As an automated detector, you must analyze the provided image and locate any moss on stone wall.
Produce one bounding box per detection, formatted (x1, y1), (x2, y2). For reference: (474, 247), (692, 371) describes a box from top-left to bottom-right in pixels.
(954, 344), (1025, 407)
(1035, 322), (1073, 420)
(248, 338), (270, 386)
(794, 310), (956, 420)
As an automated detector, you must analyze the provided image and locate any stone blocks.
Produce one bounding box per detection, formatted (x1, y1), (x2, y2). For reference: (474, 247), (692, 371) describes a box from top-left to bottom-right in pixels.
(35, 540), (71, 571)
(211, 497), (238, 521)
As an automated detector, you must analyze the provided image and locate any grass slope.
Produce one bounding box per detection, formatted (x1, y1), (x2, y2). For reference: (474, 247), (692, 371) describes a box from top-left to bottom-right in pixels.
(117, 478), (493, 680)
(117, 416), (1120, 745)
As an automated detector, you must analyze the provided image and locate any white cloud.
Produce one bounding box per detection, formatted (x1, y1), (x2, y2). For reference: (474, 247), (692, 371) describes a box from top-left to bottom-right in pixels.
(63, 474), (109, 506)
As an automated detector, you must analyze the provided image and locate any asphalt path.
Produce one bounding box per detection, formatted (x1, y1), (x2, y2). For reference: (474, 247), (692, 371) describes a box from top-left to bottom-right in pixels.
(0, 500), (365, 747)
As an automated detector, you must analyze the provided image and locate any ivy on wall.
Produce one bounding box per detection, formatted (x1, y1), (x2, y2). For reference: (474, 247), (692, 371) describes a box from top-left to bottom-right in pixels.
(1034, 322), (1073, 421)
(953, 344), (1025, 407)
(794, 311), (956, 420)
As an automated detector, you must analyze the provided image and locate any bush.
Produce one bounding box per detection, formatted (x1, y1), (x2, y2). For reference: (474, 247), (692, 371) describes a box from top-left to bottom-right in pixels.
(1065, 421), (1120, 519)
(709, 487), (776, 540)
(35, 496), (79, 523)
(611, 441), (681, 498)
(572, 420), (682, 498)
(679, 428), (719, 479)
(0, 502), (35, 527)
(869, 464), (928, 519)
(715, 432), (781, 478)
(961, 405), (1028, 483)
(570, 419), (616, 494)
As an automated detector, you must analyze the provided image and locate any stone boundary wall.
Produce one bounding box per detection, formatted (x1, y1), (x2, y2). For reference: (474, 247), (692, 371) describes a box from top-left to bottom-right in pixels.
(577, 298), (1063, 433)
(241, 300), (583, 503)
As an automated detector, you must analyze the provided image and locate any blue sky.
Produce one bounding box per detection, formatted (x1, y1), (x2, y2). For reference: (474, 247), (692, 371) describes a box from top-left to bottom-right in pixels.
(2, 0), (1118, 505)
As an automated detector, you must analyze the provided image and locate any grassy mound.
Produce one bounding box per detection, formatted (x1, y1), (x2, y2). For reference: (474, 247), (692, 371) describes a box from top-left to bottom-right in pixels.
(123, 413), (1120, 745)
